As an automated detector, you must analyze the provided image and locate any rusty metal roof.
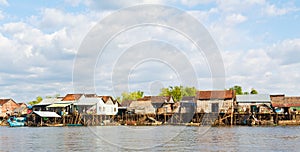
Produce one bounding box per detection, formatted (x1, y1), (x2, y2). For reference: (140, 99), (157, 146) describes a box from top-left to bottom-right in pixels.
(196, 90), (235, 100)
(137, 96), (173, 103)
(0, 99), (11, 105)
(61, 94), (83, 101)
(272, 96), (300, 107)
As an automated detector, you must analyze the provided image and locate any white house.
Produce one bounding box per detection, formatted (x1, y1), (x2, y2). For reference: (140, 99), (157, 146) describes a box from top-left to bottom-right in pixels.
(74, 95), (119, 115)
(98, 96), (119, 115)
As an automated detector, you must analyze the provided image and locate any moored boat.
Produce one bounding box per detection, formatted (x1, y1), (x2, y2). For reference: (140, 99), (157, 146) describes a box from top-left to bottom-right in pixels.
(7, 117), (26, 127)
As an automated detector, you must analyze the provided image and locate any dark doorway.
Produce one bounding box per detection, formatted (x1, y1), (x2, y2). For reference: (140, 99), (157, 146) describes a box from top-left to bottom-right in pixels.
(251, 105), (258, 113)
(212, 103), (219, 113)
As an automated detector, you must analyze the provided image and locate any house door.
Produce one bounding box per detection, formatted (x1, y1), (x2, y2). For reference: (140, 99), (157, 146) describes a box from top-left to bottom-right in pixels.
(212, 103), (219, 113)
(251, 105), (258, 113)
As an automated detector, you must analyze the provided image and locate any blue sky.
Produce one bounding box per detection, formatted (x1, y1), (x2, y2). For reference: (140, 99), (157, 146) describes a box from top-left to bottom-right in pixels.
(0, 0), (300, 102)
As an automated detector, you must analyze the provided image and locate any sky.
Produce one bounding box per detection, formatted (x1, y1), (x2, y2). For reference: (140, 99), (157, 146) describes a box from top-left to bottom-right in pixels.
(0, 0), (300, 102)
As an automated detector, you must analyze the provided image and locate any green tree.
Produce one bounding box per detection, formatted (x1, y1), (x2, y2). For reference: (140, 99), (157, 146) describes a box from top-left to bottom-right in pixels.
(182, 86), (197, 97)
(229, 85), (259, 95)
(121, 90), (144, 102)
(250, 88), (258, 94)
(28, 96), (43, 105)
(229, 85), (243, 95)
(170, 86), (182, 102)
(159, 86), (197, 102)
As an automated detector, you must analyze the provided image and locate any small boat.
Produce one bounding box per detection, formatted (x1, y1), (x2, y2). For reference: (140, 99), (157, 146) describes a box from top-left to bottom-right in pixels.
(66, 124), (83, 127)
(7, 117), (26, 127)
(45, 123), (64, 127)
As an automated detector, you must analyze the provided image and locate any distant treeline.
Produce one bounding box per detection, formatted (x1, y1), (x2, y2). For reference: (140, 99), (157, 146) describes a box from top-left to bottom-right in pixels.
(28, 85), (258, 105)
(118, 85), (258, 103)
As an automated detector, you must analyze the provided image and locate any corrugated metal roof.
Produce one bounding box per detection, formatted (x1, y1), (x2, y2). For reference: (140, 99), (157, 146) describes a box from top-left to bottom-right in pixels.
(47, 103), (71, 108)
(62, 94), (83, 101)
(33, 111), (61, 118)
(33, 98), (61, 106)
(236, 94), (271, 103)
(74, 98), (99, 106)
(137, 96), (174, 103)
(196, 90), (235, 100)
(181, 96), (195, 101)
(74, 102), (96, 106)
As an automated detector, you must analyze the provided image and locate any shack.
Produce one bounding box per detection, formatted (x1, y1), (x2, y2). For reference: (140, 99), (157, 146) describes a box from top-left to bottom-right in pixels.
(74, 97), (100, 115)
(179, 96), (196, 114)
(128, 99), (156, 115)
(236, 94), (272, 113)
(0, 98), (20, 118)
(13, 103), (28, 116)
(271, 95), (300, 114)
(46, 94), (83, 115)
(31, 111), (61, 126)
(196, 90), (235, 113)
(32, 98), (61, 111)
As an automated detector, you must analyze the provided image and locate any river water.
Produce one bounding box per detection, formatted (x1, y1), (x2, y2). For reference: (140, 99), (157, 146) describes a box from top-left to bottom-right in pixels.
(1, 126), (300, 151)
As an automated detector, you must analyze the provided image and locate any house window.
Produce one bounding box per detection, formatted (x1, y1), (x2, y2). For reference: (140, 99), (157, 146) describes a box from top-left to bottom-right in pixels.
(99, 106), (101, 112)
(103, 107), (105, 112)
(212, 103), (219, 113)
(114, 108), (116, 112)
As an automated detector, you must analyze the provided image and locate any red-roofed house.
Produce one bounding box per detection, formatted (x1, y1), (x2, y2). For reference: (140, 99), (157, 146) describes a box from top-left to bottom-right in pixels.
(0, 98), (20, 117)
(61, 94), (84, 101)
(196, 90), (235, 113)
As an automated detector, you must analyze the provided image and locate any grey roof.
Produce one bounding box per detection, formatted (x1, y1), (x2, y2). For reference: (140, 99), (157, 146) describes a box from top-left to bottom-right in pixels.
(33, 111), (61, 118)
(74, 98), (100, 106)
(33, 98), (61, 106)
(181, 96), (195, 101)
(236, 94), (271, 103)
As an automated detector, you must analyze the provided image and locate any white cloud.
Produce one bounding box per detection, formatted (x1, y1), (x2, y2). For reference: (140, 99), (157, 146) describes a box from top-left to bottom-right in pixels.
(179, 0), (214, 7)
(264, 4), (299, 16)
(225, 13), (247, 25)
(216, 0), (265, 13)
(1, 1), (300, 101)
(223, 38), (300, 95)
(66, 0), (165, 10)
(267, 39), (300, 65)
(0, 11), (4, 20)
(0, 0), (8, 6)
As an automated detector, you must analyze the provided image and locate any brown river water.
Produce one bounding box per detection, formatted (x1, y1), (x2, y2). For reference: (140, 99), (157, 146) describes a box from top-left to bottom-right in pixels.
(1, 126), (300, 151)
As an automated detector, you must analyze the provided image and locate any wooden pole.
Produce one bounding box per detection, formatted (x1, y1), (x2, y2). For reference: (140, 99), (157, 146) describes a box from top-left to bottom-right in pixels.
(231, 104), (234, 125)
